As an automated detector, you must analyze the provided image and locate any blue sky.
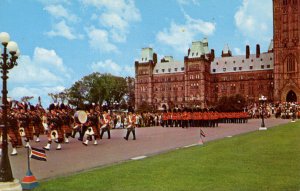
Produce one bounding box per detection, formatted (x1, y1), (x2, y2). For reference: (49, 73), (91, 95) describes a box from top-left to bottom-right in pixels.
(0, 0), (273, 107)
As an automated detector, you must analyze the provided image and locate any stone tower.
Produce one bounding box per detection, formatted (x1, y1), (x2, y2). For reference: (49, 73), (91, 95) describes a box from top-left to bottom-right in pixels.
(134, 48), (157, 109)
(273, 0), (300, 102)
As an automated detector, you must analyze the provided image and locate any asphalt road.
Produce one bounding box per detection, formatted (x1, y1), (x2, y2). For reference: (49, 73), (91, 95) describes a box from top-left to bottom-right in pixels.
(6, 118), (290, 181)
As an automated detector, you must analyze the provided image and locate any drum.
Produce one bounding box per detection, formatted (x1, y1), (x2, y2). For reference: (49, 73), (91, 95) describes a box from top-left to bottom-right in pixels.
(74, 110), (87, 124)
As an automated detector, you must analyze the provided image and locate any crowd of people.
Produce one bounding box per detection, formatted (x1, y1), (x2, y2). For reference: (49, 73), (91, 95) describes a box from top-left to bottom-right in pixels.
(246, 102), (299, 119)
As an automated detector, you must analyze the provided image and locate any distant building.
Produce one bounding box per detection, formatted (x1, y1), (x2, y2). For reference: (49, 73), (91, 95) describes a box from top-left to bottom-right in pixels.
(135, 0), (300, 110)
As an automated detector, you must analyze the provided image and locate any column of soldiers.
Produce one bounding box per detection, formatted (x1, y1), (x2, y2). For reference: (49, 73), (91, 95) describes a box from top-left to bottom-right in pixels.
(0, 102), (137, 156)
(161, 109), (249, 128)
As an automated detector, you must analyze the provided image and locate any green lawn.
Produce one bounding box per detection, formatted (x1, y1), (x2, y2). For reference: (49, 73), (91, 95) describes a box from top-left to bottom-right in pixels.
(34, 122), (300, 191)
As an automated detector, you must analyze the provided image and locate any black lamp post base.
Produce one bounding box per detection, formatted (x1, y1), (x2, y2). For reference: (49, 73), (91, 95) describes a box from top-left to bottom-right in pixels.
(0, 179), (22, 191)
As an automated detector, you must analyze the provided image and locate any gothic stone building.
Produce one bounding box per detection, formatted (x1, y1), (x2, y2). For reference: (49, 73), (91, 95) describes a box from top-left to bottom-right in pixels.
(135, 0), (299, 110)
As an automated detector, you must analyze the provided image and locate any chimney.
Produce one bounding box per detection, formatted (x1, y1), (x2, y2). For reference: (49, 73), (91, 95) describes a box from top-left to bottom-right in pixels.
(211, 49), (215, 61)
(246, 45), (250, 59)
(153, 53), (157, 64)
(188, 48), (191, 56)
(256, 44), (260, 58)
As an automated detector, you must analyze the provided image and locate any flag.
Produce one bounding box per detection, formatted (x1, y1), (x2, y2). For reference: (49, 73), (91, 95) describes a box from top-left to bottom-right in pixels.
(200, 129), (206, 137)
(30, 147), (47, 161)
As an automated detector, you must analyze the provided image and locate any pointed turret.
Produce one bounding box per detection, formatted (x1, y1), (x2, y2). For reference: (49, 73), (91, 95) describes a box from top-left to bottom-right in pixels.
(221, 44), (232, 57)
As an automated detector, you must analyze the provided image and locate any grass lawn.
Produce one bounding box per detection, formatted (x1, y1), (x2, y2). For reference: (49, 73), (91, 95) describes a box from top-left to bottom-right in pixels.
(34, 122), (300, 191)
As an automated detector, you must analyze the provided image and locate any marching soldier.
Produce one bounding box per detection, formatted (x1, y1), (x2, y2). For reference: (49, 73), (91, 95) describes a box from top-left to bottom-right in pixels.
(83, 107), (100, 146)
(7, 111), (23, 156)
(100, 111), (111, 139)
(43, 109), (64, 150)
(61, 107), (73, 143)
(18, 106), (33, 148)
(124, 112), (136, 140)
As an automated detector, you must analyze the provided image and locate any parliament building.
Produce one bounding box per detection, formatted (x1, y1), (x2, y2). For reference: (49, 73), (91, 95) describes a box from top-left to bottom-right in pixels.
(135, 0), (299, 110)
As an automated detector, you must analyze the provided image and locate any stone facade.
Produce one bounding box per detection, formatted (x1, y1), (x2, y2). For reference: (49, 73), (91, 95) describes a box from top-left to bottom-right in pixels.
(135, 0), (300, 110)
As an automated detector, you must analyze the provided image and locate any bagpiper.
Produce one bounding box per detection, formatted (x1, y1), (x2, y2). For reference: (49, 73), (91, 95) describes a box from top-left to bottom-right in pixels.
(43, 109), (64, 150)
(83, 106), (100, 146)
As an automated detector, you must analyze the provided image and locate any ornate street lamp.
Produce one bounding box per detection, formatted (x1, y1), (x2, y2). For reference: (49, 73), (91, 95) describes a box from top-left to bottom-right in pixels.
(0, 32), (22, 190)
(259, 95), (267, 130)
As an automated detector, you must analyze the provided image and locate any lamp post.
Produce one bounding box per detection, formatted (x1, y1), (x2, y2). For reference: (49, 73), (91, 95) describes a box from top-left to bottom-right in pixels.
(259, 95), (267, 130)
(0, 32), (22, 190)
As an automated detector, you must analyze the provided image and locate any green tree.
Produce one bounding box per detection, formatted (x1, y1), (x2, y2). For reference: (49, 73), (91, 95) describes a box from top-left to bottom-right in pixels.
(65, 72), (130, 108)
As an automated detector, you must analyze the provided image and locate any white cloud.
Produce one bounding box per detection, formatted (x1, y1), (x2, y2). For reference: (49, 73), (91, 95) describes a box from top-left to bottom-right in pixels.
(10, 47), (71, 85)
(46, 20), (78, 40)
(9, 47), (72, 106)
(156, 13), (215, 53)
(81, 0), (141, 43)
(44, 4), (79, 23)
(234, 0), (272, 43)
(85, 26), (118, 53)
(91, 59), (134, 77)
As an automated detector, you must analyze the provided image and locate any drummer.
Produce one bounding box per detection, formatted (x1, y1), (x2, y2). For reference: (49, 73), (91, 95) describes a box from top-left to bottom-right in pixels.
(100, 110), (111, 139)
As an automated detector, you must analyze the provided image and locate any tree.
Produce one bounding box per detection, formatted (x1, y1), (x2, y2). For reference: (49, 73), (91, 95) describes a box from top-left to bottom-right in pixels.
(65, 72), (130, 108)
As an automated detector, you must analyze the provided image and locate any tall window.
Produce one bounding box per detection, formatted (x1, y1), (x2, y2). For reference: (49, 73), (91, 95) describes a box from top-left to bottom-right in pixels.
(286, 54), (296, 72)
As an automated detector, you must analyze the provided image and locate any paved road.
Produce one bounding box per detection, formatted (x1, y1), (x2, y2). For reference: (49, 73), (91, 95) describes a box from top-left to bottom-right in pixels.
(7, 118), (290, 181)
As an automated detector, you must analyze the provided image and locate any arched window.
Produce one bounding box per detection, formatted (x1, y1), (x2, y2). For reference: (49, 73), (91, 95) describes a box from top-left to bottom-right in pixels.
(286, 54), (296, 72)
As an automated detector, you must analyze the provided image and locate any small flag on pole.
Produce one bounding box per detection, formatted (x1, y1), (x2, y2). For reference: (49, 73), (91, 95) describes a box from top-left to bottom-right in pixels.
(200, 129), (206, 137)
(30, 147), (47, 161)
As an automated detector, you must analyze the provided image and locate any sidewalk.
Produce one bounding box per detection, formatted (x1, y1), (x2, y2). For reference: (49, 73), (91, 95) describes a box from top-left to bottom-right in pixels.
(8, 118), (290, 181)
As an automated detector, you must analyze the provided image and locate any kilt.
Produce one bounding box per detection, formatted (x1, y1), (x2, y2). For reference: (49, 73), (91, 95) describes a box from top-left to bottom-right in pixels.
(62, 125), (73, 135)
(91, 125), (100, 139)
(8, 128), (22, 147)
(34, 123), (44, 136)
(24, 125), (34, 140)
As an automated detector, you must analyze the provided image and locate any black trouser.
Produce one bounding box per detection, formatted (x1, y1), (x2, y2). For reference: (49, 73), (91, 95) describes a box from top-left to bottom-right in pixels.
(100, 127), (111, 139)
(125, 128), (136, 140)
(182, 120), (188, 128)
